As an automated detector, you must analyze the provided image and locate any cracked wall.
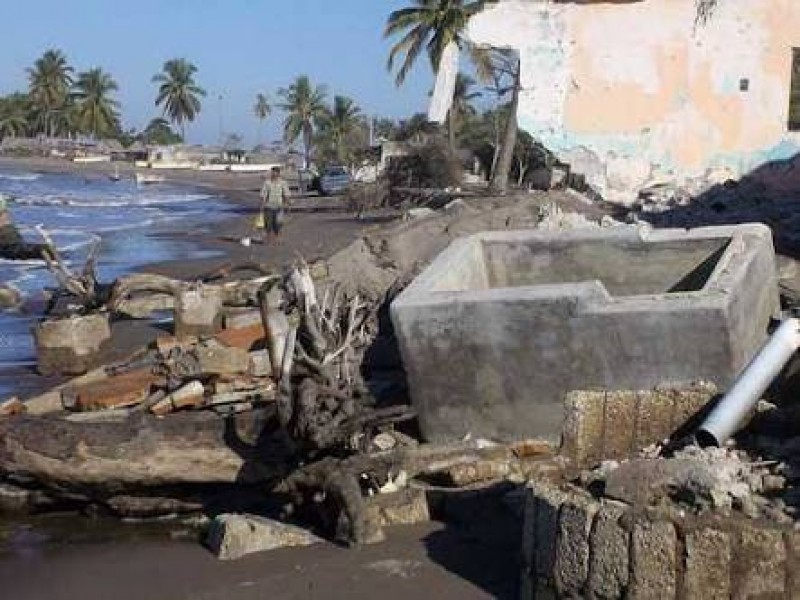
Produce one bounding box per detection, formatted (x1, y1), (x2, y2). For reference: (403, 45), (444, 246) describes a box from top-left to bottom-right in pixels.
(468, 0), (800, 203)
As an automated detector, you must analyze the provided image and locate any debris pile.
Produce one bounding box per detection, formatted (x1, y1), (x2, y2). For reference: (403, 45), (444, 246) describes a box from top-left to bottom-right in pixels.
(582, 442), (796, 526)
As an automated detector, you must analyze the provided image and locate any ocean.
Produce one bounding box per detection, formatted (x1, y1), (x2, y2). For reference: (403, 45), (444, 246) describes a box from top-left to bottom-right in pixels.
(0, 168), (232, 398)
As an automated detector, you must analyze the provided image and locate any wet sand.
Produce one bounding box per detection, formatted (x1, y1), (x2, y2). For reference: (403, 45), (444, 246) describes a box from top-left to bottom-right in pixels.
(0, 520), (519, 600)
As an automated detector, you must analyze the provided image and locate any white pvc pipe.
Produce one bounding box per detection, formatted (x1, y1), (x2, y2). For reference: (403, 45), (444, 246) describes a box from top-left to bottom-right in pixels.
(697, 318), (800, 447)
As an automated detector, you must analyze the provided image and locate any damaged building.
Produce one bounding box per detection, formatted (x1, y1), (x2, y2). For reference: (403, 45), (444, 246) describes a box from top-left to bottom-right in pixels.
(461, 0), (800, 203)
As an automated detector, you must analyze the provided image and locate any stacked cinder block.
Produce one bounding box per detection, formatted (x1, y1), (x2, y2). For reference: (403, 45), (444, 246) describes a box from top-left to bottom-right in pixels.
(521, 481), (797, 599)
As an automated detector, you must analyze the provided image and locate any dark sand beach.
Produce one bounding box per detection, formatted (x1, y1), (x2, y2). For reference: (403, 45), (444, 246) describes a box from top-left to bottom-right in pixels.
(0, 156), (520, 600)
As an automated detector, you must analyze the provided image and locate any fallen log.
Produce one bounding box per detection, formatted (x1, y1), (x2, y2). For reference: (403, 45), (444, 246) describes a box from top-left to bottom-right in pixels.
(0, 408), (292, 495)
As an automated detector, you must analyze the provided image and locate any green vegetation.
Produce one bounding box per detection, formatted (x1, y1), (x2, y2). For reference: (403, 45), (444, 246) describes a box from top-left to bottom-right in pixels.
(384, 0), (486, 87)
(72, 68), (121, 138)
(253, 93), (271, 146)
(278, 75), (328, 169)
(316, 95), (367, 166)
(152, 58), (206, 140)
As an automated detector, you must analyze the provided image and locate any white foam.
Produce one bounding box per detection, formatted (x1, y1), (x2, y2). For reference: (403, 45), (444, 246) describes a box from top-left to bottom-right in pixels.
(0, 172), (41, 182)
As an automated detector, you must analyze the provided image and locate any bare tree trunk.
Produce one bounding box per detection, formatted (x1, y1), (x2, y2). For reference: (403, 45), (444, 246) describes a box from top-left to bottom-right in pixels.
(489, 61), (520, 195)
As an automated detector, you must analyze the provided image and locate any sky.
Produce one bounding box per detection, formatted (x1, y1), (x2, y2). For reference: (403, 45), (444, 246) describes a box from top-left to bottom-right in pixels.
(0, 0), (439, 145)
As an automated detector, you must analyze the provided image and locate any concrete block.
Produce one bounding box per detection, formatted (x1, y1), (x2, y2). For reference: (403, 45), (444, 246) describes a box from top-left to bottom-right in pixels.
(785, 532), (800, 598)
(562, 390), (605, 465)
(684, 529), (731, 600)
(629, 520), (677, 600)
(531, 483), (567, 581)
(736, 526), (785, 598)
(600, 391), (637, 459)
(195, 340), (251, 376)
(175, 286), (223, 339)
(248, 350), (272, 377)
(554, 497), (598, 596)
(587, 502), (629, 598)
(365, 488), (429, 528)
(206, 513), (322, 560)
(392, 225), (778, 443)
(34, 313), (111, 376)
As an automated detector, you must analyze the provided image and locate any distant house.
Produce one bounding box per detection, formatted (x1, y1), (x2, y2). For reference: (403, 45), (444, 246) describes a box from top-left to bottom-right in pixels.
(461, 0), (800, 202)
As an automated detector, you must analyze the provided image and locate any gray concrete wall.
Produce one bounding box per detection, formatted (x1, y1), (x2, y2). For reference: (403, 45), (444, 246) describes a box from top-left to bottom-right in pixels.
(391, 225), (779, 443)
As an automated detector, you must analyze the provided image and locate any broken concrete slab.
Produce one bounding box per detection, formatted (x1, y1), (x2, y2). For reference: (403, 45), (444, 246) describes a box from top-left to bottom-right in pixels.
(61, 368), (165, 412)
(33, 313), (112, 376)
(175, 286), (223, 339)
(392, 225), (778, 443)
(206, 513), (323, 560)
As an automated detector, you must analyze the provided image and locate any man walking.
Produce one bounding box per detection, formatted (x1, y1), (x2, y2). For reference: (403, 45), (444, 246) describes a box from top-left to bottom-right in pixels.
(260, 166), (291, 244)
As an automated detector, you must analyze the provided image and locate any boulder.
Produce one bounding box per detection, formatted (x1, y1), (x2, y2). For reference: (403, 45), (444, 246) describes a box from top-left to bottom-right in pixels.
(206, 513), (322, 560)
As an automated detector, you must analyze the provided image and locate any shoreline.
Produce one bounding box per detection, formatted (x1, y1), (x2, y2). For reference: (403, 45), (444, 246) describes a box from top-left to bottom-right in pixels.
(0, 155), (386, 399)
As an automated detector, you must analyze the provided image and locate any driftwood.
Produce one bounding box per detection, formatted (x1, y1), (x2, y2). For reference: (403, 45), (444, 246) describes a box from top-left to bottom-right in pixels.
(36, 225), (103, 310)
(0, 408), (291, 494)
(276, 440), (516, 545)
(108, 270), (280, 317)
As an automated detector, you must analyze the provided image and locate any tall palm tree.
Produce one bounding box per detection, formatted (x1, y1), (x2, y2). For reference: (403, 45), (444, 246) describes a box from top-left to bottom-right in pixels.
(253, 93), (271, 146)
(319, 95), (364, 165)
(72, 68), (120, 138)
(278, 76), (328, 168)
(385, 0), (487, 87)
(27, 49), (74, 137)
(152, 58), (206, 140)
(447, 73), (480, 150)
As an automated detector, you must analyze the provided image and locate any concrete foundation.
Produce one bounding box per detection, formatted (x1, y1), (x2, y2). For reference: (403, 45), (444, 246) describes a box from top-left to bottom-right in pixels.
(391, 224), (778, 443)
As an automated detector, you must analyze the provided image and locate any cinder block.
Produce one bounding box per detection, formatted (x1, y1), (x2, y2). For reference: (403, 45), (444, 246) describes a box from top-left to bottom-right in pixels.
(601, 391), (637, 459)
(629, 520), (678, 600)
(562, 390), (605, 465)
(684, 529), (731, 600)
(531, 483), (567, 581)
(736, 526), (785, 598)
(554, 496), (598, 596)
(587, 502), (629, 598)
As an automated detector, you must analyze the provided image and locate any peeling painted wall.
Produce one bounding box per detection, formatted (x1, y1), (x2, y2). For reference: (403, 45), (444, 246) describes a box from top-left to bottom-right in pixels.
(467, 0), (800, 203)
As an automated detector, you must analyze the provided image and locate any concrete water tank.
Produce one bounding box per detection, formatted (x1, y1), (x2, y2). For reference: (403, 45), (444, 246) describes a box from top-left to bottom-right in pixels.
(391, 224), (779, 443)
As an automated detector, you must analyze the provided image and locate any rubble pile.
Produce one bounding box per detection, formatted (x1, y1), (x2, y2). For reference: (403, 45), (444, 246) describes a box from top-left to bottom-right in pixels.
(582, 442), (796, 526)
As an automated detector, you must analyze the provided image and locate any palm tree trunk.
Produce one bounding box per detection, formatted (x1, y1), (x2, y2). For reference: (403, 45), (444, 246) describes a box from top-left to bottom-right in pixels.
(448, 110), (456, 152)
(489, 61), (521, 195)
(303, 126), (312, 169)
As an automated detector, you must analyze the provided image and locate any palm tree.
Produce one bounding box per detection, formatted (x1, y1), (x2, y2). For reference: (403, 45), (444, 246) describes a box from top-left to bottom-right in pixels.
(253, 93), (271, 146)
(0, 94), (31, 139)
(447, 73), (480, 150)
(27, 49), (74, 137)
(319, 95), (364, 165)
(72, 68), (120, 138)
(141, 117), (182, 145)
(152, 58), (206, 140)
(278, 76), (328, 168)
(385, 0), (487, 87)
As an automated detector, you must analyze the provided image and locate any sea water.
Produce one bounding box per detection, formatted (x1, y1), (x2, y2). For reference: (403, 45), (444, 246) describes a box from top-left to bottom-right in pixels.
(0, 168), (232, 398)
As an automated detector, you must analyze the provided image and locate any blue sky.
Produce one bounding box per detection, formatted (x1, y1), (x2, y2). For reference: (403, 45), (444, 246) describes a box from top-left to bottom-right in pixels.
(0, 0), (438, 145)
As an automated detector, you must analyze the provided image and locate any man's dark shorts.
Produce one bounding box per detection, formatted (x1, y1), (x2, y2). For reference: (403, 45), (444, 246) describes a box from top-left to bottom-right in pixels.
(263, 207), (284, 234)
